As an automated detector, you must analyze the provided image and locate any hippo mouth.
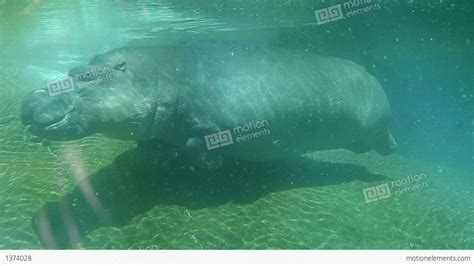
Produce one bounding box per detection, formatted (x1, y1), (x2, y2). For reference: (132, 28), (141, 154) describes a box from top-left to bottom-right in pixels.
(24, 112), (86, 141)
(21, 76), (154, 141)
(41, 111), (74, 131)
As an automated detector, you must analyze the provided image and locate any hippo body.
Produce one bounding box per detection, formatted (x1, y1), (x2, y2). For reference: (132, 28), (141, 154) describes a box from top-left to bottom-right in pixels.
(21, 43), (396, 165)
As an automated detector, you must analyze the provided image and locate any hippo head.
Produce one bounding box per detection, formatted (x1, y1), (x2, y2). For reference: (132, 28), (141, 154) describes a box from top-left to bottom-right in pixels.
(21, 48), (178, 141)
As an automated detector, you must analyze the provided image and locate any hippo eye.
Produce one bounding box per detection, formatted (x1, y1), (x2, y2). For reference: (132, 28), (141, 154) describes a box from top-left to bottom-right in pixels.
(113, 61), (127, 72)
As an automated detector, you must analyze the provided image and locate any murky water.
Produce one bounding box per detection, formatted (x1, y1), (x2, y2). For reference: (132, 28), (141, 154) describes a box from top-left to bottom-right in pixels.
(0, 0), (472, 249)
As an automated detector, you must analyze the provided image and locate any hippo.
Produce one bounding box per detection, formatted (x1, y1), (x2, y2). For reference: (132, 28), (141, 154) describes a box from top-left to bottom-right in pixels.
(21, 42), (396, 168)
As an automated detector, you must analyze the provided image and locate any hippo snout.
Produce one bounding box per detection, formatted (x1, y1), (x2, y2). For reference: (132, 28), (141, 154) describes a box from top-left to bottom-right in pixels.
(21, 89), (74, 125)
(21, 89), (77, 139)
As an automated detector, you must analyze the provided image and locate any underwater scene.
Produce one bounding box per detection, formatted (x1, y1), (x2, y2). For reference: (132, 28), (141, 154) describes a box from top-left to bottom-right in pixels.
(0, 0), (472, 249)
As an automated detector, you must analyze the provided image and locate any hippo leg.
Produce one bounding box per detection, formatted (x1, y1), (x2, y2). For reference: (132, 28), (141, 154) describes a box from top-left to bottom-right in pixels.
(374, 131), (397, 155)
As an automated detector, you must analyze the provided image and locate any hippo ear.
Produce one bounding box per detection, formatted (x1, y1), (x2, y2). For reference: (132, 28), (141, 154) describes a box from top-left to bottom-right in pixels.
(113, 61), (127, 72)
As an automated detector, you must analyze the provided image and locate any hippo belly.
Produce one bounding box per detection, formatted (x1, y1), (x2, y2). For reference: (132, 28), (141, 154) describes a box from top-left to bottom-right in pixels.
(182, 43), (395, 161)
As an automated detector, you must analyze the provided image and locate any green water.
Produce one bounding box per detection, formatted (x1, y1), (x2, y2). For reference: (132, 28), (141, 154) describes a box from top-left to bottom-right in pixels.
(0, 0), (473, 249)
